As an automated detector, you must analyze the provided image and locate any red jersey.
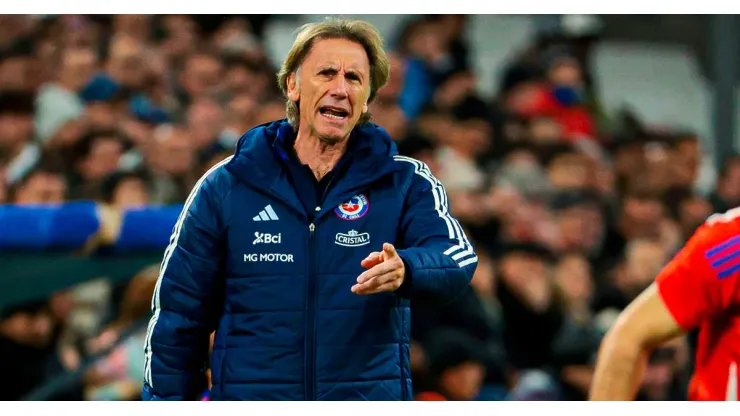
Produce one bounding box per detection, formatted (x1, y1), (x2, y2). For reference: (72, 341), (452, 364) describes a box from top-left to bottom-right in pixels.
(656, 209), (740, 401)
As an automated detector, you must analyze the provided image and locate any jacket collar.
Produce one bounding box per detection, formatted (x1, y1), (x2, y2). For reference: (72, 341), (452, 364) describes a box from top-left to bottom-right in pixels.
(225, 119), (402, 220)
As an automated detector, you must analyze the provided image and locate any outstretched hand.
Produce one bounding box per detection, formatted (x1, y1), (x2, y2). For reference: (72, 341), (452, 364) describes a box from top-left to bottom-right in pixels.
(352, 243), (405, 295)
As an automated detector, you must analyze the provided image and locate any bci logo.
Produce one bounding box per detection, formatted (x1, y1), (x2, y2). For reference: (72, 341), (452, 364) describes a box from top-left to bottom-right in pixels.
(253, 232), (281, 245)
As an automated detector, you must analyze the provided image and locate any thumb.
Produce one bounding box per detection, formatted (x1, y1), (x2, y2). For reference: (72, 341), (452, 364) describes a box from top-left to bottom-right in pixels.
(382, 243), (397, 258)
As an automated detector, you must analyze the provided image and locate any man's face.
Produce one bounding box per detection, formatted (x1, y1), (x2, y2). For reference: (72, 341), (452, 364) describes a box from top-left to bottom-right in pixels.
(622, 197), (665, 239)
(186, 99), (225, 148)
(456, 119), (491, 156)
(81, 137), (124, 180)
(548, 58), (583, 87)
(227, 94), (258, 129)
(14, 172), (67, 204)
(288, 38), (370, 144)
(182, 55), (223, 98)
(441, 361), (486, 401)
(555, 254), (592, 304)
(85, 102), (118, 129)
(112, 177), (150, 208)
(156, 132), (194, 175)
(108, 37), (146, 89)
(558, 205), (603, 250)
(548, 154), (589, 190)
(529, 116), (562, 144)
(61, 48), (97, 91)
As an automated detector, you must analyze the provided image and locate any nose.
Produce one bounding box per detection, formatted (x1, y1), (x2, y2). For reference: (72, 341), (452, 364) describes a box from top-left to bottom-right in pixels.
(328, 73), (349, 100)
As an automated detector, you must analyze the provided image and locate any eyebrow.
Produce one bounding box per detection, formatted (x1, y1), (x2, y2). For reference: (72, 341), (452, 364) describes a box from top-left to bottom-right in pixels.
(317, 66), (365, 81)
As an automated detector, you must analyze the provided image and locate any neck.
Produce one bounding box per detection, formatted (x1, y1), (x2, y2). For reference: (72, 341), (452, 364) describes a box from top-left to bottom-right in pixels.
(294, 126), (348, 181)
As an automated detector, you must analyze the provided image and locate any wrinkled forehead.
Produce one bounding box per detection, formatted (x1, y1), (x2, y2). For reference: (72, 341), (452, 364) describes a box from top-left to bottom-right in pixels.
(302, 38), (370, 74)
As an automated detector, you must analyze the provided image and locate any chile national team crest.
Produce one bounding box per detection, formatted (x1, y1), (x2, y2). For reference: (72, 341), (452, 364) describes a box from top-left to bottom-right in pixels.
(335, 194), (370, 221)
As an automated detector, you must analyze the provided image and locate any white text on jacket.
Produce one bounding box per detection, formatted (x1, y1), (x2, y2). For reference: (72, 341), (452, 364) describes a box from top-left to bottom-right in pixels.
(243, 253), (294, 262)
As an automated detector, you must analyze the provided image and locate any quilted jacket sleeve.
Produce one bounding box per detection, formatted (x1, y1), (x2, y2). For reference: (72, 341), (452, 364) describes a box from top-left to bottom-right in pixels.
(393, 156), (478, 301)
(142, 161), (230, 401)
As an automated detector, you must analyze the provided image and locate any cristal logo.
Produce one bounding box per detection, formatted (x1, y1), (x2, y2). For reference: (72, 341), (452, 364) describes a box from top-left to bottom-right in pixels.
(334, 230), (370, 247)
(253, 232), (282, 245)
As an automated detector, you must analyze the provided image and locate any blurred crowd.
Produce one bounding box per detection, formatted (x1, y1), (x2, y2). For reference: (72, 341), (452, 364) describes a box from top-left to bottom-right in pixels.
(0, 14), (734, 401)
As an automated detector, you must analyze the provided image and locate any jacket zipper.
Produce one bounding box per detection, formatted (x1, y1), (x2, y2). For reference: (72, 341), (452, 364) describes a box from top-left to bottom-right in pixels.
(306, 221), (317, 400)
(304, 172), (339, 401)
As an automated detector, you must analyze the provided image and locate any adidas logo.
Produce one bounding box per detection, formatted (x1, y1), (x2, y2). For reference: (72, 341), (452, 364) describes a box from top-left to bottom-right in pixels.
(253, 205), (279, 221)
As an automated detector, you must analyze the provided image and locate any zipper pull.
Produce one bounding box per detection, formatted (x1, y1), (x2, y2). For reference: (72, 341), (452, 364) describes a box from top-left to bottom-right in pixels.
(309, 223), (315, 233)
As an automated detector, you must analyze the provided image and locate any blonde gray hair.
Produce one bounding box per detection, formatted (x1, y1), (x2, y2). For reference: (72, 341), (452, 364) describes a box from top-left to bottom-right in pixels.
(277, 17), (391, 129)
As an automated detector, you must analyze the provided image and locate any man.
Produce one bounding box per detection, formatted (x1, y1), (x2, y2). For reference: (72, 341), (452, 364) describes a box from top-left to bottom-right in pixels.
(589, 207), (740, 401)
(0, 299), (65, 400)
(414, 329), (488, 401)
(0, 90), (39, 186)
(142, 18), (477, 401)
(34, 46), (96, 142)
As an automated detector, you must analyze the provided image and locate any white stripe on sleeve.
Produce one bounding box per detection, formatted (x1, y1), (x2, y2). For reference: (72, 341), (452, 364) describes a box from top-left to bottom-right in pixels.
(143, 156), (233, 388)
(394, 155), (477, 267)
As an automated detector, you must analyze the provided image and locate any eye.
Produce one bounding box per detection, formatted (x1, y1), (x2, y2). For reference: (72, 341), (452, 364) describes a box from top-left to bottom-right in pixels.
(345, 72), (361, 83)
(318, 68), (337, 78)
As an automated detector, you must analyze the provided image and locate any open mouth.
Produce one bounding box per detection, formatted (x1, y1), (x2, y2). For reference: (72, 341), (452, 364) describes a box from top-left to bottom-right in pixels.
(319, 106), (349, 121)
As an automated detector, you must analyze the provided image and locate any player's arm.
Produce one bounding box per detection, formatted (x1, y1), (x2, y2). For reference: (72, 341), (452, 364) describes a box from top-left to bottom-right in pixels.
(591, 215), (736, 400)
(589, 283), (684, 400)
(393, 157), (477, 301)
(142, 166), (229, 401)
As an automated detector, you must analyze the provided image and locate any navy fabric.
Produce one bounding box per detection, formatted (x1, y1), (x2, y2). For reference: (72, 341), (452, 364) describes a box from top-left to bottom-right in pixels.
(142, 119), (478, 401)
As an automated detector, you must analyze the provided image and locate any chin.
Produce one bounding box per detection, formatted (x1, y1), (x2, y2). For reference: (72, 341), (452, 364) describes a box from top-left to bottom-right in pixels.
(315, 124), (352, 144)
(317, 131), (346, 145)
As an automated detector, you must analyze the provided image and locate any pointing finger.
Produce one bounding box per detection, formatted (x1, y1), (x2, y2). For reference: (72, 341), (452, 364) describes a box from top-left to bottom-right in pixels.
(360, 252), (382, 269)
(352, 272), (403, 295)
(356, 260), (398, 285)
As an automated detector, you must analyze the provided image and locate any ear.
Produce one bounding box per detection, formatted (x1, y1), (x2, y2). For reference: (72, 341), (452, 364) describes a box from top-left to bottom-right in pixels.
(362, 88), (371, 113)
(287, 72), (300, 102)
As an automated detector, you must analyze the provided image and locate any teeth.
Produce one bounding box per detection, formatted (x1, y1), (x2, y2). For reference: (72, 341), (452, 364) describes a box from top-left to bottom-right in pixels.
(323, 113), (345, 119)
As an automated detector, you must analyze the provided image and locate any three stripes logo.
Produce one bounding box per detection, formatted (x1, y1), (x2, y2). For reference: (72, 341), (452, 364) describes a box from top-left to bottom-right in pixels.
(253, 205), (279, 222)
(705, 235), (740, 279)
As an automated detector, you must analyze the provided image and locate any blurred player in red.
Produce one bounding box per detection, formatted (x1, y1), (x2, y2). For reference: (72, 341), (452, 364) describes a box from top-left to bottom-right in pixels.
(590, 208), (740, 401)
